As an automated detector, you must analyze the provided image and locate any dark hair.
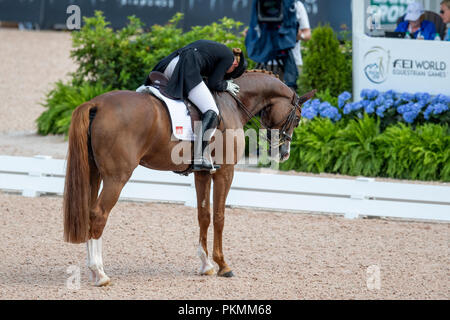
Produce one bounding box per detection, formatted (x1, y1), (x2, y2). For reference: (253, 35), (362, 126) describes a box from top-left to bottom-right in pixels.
(225, 49), (247, 79)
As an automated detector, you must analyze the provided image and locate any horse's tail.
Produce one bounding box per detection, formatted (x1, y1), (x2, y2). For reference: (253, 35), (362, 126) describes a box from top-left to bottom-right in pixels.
(63, 101), (96, 244)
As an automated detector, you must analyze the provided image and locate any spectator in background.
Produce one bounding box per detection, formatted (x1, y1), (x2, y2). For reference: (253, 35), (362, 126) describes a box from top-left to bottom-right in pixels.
(245, 0), (310, 92)
(440, 0), (450, 40)
(395, 2), (437, 40)
(291, 1), (311, 80)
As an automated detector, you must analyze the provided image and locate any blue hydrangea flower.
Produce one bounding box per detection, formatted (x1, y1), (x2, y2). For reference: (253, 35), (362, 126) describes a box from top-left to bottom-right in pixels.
(338, 91), (352, 108)
(360, 89), (370, 99)
(301, 107), (318, 120)
(403, 111), (419, 124)
(376, 105), (387, 118)
(353, 101), (363, 111)
(375, 95), (385, 106)
(365, 101), (376, 114)
(384, 99), (394, 108)
(303, 99), (312, 109)
(383, 90), (395, 100)
(400, 92), (414, 102)
(367, 89), (379, 100)
(432, 103), (449, 115)
(431, 94), (450, 105)
(424, 105), (434, 120)
(319, 102), (332, 114)
(394, 92), (403, 101)
(397, 102), (413, 114)
(321, 106), (341, 122)
(310, 99), (321, 112)
(411, 102), (424, 113)
(415, 92), (430, 104)
(343, 103), (353, 115)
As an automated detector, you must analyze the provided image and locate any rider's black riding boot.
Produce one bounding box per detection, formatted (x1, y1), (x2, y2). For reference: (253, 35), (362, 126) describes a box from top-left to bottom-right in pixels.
(192, 110), (220, 172)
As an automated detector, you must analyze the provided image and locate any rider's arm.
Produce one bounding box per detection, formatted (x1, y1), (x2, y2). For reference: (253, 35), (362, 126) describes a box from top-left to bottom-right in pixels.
(206, 57), (233, 92)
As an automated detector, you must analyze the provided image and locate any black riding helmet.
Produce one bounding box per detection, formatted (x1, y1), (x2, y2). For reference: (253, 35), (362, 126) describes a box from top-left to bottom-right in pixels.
(225, 48), (247, 80)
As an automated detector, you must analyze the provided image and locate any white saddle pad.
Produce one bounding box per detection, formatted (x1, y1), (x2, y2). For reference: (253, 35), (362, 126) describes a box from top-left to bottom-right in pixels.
(136, 85), (195, 141)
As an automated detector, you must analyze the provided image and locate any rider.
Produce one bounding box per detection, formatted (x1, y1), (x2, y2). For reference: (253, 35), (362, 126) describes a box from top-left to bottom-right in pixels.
(144, 40), (247, 172)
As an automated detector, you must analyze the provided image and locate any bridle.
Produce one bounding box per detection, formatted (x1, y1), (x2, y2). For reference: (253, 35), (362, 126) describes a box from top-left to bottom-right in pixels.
(228, 91), (302, 148)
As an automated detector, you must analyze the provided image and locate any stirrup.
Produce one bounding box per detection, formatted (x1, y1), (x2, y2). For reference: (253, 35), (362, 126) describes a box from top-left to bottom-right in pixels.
(192, 159), (220, 173)
(192, 155), (220, 173)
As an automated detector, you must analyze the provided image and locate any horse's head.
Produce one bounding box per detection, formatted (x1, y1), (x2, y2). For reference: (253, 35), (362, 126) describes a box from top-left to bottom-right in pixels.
(260, 89), (302, 162)
(234, 70), (315, 162)
(264, 89), (317, 162)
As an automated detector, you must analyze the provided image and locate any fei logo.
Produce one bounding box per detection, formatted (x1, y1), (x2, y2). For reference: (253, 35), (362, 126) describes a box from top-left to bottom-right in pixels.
(363, 46), (391, 84)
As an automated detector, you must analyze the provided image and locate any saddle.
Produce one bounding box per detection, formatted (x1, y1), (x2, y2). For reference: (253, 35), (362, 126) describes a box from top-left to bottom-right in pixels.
(148, 71), (202, 128)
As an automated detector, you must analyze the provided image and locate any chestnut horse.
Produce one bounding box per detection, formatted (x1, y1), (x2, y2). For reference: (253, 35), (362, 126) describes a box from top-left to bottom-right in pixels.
(63, 70), (314, 286)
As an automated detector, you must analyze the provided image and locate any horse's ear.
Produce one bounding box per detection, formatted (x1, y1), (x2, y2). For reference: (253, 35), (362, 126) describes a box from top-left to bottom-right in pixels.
(298, 89), (317, 105)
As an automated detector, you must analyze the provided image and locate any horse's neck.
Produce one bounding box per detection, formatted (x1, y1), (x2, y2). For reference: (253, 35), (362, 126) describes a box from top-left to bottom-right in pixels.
(234, 74), (287, 125)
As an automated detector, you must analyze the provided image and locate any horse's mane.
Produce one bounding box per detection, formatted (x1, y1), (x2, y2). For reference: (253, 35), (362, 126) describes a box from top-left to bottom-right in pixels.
(244, 69), (280, 79)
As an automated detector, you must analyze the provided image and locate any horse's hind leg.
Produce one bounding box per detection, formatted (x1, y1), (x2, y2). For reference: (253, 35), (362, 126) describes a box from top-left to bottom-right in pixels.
(85, 165), (106, 285)
(87, 174), (130, 286)
(86, 237), (109, 286)
(195, 172), (215, 275)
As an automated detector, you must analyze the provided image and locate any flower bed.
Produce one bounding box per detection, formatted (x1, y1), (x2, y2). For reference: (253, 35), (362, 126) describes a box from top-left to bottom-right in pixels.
(301, 90), (449, 130)
(280, 90), (449, 182)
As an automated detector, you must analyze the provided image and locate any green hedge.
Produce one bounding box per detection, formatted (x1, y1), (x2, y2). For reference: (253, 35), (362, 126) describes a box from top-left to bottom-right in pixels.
(299, 25), (352, 97)
(37, 81), (112, 135)
(70, 11), (247, 90)
(279, 116), (449, 182)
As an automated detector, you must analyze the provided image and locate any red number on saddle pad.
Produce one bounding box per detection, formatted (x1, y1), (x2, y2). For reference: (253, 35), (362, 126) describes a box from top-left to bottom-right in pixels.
(176, 126), (183, 135)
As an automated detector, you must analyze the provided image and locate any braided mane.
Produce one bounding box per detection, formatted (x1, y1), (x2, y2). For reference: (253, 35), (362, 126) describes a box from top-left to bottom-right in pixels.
(245, 69), (280, 79)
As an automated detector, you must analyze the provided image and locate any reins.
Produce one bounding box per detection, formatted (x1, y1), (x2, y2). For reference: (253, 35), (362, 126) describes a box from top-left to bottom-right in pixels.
(227, 90), (302, 147)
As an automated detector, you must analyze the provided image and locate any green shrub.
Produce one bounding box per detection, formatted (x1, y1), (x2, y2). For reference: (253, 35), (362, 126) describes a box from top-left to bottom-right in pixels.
(280, 117), (448, 182)
(279, 118), (342, 173)
(37, 81), (111, 135)
(333, 114), (383, 177)
(377, 123), (450, 181)
(70, 12), (247, 91)
(299, 25), (352, 97)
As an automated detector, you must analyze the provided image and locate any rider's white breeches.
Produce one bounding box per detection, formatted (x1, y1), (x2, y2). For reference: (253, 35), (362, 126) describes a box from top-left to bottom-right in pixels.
(164, 56), (219, 115)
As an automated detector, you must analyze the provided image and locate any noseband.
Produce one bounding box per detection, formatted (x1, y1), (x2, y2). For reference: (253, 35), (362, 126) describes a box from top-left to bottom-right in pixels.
(229, 91), (302, 148)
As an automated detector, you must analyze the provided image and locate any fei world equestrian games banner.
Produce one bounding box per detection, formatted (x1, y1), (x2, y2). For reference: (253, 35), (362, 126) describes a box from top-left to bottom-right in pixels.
(354, 34), (450, 96)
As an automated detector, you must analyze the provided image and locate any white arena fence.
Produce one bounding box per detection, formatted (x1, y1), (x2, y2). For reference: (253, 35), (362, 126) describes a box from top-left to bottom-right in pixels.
(0, 155), (449, 222)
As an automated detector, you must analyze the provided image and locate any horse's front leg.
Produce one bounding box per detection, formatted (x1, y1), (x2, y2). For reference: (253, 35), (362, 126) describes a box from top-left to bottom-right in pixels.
(194, 172), (215, 275)
(212, 165), (235, 277)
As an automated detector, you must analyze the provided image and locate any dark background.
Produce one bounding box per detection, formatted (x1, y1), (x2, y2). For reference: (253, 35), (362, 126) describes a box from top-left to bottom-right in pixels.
(0, 0), (351, 33)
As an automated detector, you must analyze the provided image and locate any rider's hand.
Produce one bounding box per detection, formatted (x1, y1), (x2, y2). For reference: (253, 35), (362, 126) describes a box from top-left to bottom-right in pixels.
(226, 80), (240, 95)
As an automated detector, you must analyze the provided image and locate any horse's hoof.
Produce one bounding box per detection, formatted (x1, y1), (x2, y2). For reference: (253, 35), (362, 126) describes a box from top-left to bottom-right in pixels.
(95, 276), (111, 287)
(218, 270), (234, 278)
(201, 268), (215, 276)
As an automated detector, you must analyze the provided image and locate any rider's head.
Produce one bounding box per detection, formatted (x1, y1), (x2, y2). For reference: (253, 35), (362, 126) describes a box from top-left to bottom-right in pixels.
(225, 48), (247, 79)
